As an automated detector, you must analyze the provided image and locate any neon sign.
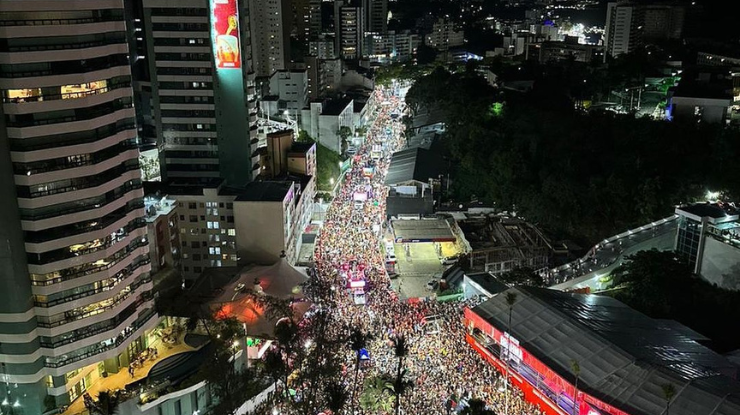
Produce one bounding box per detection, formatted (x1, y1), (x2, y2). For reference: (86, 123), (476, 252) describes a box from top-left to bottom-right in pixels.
(211, 0), (241, 69)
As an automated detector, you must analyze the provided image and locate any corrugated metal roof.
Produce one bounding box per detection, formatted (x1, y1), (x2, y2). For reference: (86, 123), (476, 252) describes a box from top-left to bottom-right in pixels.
(471, 287), (740, 415)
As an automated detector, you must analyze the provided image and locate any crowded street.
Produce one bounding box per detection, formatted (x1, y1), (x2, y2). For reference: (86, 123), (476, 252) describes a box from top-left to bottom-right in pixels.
(306, 83), (545, 415)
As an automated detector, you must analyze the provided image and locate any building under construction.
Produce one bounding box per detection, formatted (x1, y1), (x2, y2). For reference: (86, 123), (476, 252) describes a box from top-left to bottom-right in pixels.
(457, 214), (552, 274)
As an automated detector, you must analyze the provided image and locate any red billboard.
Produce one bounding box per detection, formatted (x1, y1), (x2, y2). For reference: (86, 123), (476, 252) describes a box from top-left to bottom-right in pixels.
(212, 0), (241, 69)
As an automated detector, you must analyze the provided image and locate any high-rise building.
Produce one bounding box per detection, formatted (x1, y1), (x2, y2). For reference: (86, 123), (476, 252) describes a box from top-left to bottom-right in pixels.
(365, 0), (388, 34)
(248, 0), (291, 78)
(334, 1), (366, 60)
(290, 0), (312, 46)
(0, 1), (157, 412)
(425, 18), (465, 52)
(604, 1), (685, 60)
(141, 0), (259, 186)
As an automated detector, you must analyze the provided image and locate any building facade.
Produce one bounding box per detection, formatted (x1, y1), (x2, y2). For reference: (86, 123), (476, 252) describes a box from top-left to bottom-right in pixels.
(604, 1), (685, 60)
(0, 1), (157, 412)
(248, 0), (290, 78)
(266, 70), (309, 120)
(365, 0), (388, 34)
(335, 2), (365, 60)
(142, 0), (259, 185)
(425, 18), (464, 51)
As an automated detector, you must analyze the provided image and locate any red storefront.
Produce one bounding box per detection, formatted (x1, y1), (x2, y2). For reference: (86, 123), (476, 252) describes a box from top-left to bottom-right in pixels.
(464, 307), (631, 415)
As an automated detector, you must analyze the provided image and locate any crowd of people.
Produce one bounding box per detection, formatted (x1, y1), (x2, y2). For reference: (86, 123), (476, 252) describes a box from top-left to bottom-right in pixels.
(304, 84), (544, 415)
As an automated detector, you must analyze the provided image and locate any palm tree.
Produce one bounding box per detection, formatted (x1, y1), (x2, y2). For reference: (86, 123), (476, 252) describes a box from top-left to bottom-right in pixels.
(391, 335), (409, 415)
(348, 328), (370, 413)
(90, 390), (120, 415)
(388, 369), (414, 415)
(661, 383), (676, 415)
(360, 375), (394, 414)
(503, 291), (518, 415)
(570, 359), (580, 415)
(324, 380), (349, 414)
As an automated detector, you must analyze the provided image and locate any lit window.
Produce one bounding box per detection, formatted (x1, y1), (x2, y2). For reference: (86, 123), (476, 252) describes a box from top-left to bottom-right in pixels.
(228, 229), (236, 236)
(61, 80), (108, 99)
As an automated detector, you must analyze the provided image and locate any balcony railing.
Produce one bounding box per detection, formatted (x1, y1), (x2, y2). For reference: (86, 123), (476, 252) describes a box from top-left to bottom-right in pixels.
(34, 263), (150, 308)
(43, 306), (156, 369)
(20, 183), (141, 222)
(30, 242), (149, 286)
(37, 278), (152, 328)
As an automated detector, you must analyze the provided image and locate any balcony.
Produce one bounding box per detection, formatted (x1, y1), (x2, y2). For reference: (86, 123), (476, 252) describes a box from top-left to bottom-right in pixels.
(61, 323), (207, 415)
(36, 276), (152, 328)
(44, 305), (157, 370)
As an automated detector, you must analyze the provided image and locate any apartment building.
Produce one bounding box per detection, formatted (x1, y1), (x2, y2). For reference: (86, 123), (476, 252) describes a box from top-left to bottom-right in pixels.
(141, 0), (259, 185)
(334, 1), (365, 60)
(145, 181), (241, 281)
(261, 70), (309, 121)
(0, 1), (157, 412)
(248, 0), (290, 78)
(604, 1), (685, 60)
(425, 18), (464, 51)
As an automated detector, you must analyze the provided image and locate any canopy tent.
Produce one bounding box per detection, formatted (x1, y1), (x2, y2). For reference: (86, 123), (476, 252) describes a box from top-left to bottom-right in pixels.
(211, 258), (311, 338)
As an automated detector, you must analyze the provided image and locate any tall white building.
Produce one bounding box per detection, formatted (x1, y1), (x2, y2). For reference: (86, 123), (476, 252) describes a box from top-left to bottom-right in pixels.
(425, 18), (465, 51)
(604, 1), (685, 60)
(248, 0), (291, 78)
(142, 0), (260, 185)
(0, 1), (157, 412)
(604, 2), (638, 59)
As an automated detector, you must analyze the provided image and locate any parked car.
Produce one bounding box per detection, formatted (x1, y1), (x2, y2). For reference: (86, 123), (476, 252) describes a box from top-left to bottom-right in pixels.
(440, 255), (459, 266)
(426, 279), (439, 291)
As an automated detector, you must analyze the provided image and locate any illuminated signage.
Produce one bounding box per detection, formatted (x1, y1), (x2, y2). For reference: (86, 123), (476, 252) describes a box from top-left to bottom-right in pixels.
(211, 0), (241, 69)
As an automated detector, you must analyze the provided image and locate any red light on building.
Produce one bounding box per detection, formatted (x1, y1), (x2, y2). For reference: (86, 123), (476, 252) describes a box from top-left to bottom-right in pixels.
(212, 0), (241, 69)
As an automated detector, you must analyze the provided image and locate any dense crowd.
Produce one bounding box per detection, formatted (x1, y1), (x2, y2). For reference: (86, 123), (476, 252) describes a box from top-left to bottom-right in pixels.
(301, 85), (543, 414)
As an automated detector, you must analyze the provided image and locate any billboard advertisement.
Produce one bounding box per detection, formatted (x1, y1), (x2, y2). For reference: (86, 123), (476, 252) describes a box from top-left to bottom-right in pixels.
(212, 0), (241, 69)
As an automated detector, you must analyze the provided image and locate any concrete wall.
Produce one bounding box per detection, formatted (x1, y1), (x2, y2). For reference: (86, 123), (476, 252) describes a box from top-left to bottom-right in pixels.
(700, 237), (740, 290)
(234, 200), (286, 264)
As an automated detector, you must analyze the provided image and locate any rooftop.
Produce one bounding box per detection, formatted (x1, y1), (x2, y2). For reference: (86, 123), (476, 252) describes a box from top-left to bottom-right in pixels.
(391, 218), (456, 242)
(465, 272), (509, 296)
(322, 98), (353, 116)
(144, 195), (177, 222)
(470, 287), (740, 415)
(676, 202), (739, 223)
(385, 142), (446, 186)
(236, 181), (293, 202)
(289, 141), (316, 155)
(458, 215), (549, 251)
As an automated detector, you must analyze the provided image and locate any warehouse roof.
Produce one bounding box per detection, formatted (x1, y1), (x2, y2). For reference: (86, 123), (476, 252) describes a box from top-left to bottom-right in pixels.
(391, 219), (456, 243)
(470, 287), (740, 415)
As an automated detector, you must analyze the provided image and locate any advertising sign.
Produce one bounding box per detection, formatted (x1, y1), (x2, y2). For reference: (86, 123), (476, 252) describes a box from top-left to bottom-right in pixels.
(212, 0), (241, 69)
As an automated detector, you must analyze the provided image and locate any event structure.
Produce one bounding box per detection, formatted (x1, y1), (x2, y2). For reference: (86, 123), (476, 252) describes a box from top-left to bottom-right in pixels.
(464, 286), (740, 415)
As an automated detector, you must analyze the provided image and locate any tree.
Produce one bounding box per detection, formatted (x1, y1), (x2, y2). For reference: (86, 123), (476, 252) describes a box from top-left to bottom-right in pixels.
(499, 267), (545, 287)
(388, 369), (413, 415)
(297, 129), (314, 143)
(391, 335), (409, 415)
(90, 390), (120, 415)
(337, 126), (352, 154)
(359, 375), (394, 413)
(571, 359), (581, 415)
(198, 317), (268, 415)
(324, 380), (349, 414)
(661, 383), (676, 415)
(416, 44), (437, 65)
(348, 329), (371, 414)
